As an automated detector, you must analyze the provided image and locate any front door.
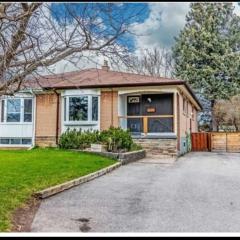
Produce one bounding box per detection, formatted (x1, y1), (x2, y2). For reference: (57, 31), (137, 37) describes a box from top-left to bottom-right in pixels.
(127, 96), (142, 134)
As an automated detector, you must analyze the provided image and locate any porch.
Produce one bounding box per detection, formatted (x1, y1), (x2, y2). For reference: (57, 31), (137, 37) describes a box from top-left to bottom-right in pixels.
(118, 90), (178, 158)
(118, 91), (178, 137)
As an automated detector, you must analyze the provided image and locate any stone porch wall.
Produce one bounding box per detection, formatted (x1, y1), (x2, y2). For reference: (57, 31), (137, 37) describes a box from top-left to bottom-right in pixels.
(133, 138), (178, 158)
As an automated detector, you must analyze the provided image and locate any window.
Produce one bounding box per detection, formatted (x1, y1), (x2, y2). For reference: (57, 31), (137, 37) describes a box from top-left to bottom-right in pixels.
(0, 138), (32, 145)
(183, 97), (189, 116)
(22, 138), (32, 145)
(64, 97), (67, 121)
(69, 96), (88, 121)
(24, 99), (32, 122)
(64, 95), (99, 123)
(0, 98), (33, 123)
(7, 99), (21, 122)
(142, 94), (173, 115)
(0, 138), (9, 144)
(183, 97), (186, 114)
(92, 96), (98, 121)
(10, 138), (21, 145)
(148, 117), (173, 133)
(1, 100), (4, 122)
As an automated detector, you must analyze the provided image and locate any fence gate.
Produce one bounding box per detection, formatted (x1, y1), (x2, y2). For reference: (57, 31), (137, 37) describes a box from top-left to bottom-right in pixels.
(191, 132), (210, 151)
(191, 132), (240, 153)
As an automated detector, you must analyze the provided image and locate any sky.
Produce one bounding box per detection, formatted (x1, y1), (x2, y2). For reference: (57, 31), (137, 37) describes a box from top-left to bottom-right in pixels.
(131, 2), (240, 50)
(49, 2), (240, 73)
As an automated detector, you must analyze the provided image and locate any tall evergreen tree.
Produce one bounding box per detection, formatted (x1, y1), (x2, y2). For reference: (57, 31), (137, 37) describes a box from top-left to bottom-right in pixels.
(172, 3), (240, 130)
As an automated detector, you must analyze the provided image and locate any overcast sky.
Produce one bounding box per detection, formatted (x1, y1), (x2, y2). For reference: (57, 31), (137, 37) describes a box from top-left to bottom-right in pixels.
(51, 2), (240, 73)
(132, 2), (240, 50)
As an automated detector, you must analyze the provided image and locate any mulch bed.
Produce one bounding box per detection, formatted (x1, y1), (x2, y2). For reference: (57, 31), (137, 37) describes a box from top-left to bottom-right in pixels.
(11, 197), (41, 232)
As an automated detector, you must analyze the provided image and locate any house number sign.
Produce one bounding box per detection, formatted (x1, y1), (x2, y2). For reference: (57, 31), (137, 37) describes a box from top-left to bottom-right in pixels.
(128, 96), (140, 103)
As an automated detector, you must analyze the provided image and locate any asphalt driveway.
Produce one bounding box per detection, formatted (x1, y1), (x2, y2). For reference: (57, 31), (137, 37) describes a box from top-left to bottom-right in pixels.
(31, 152), (240, 232)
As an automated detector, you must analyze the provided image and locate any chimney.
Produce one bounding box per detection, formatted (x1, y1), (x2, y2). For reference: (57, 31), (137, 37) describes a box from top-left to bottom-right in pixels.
(102, 60), (110, 71)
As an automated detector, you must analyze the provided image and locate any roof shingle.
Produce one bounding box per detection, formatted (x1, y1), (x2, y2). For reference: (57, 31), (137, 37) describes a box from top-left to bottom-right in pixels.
(22, 68), (202, 109)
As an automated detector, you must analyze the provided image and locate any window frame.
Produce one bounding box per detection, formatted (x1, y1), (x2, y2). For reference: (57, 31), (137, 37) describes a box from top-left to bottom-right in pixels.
(64, 95), (99, 125)
(0, 97), (33, 124)
(23, 98), (33, 122)
(0, 137), (32, 146)
(6, 98), (21, 123)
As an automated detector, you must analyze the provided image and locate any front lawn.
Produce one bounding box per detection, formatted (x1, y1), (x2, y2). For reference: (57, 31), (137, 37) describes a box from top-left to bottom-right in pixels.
(0, 148), (116, 232)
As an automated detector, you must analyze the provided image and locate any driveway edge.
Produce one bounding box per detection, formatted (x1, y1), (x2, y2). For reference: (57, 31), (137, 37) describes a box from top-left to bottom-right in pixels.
(34, 162), (122, 199)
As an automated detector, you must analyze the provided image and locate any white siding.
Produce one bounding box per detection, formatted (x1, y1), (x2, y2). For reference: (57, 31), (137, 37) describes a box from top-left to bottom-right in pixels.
(0, 93), (35, 147)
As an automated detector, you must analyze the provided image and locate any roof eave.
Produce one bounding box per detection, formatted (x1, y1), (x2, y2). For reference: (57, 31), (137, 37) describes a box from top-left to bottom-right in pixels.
(43, 81), (203, 110)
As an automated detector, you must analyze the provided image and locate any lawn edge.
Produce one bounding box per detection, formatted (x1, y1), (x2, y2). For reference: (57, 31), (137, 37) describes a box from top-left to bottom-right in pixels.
(11, 197), (41, 232)
(34, 162), (122, 199)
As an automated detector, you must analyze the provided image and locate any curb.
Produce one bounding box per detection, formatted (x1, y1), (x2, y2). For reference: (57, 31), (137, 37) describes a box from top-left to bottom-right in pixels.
(34, 162), (122, 199)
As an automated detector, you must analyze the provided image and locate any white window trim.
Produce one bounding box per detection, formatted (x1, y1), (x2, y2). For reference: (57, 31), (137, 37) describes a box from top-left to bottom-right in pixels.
(0, 97), (33, 124)
(0, 137), (32, 146)
(64, 95), (99, 125)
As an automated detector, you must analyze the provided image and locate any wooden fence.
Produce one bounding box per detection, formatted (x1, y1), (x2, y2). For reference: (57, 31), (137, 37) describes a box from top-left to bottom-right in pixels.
(191, 132), (240, 153)
(191, 132), (211, 152)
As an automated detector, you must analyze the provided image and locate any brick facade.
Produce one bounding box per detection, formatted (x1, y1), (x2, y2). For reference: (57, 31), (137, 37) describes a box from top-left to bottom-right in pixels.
(177, 91), (198, 155)
(100, 91), (118, 130)
(35, 93), (60, 147)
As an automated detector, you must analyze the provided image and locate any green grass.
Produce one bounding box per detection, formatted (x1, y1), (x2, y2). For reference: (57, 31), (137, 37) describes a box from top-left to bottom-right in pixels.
(0, 148), (116, 232)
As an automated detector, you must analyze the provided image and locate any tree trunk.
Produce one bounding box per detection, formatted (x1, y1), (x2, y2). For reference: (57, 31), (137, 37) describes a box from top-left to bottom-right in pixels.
(210, 99), (218, 132)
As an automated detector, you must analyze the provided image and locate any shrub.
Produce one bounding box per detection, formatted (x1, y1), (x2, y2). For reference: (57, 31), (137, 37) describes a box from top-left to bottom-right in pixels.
(59, 128), (101, 149)
(59, 126), (141, 153)
(58, 128), (79, 149)
(130, 142), (143, 152)
(100, 126), (133, 152)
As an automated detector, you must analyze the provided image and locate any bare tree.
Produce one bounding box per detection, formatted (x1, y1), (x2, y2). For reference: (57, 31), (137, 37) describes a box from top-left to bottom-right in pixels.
(127, 47), (174, 78)
(213, 95), (240, 131)
(0, 3), (144, 95)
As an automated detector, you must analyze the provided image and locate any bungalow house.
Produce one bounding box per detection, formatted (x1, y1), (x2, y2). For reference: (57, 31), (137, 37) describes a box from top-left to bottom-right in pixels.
(0, 62), (202, 157)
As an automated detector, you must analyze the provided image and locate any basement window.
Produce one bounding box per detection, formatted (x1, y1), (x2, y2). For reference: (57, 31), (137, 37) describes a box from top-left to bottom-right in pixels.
(0, 138), (32, 145)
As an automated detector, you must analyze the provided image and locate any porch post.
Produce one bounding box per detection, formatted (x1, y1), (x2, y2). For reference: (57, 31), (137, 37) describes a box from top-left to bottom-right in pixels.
(143, 116), (148, 135)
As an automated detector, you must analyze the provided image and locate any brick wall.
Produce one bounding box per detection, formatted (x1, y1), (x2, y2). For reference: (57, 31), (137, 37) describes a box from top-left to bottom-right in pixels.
(35, 93), (60, 147)
(100, 91), (118, 130)
(178, 91), (199, 154)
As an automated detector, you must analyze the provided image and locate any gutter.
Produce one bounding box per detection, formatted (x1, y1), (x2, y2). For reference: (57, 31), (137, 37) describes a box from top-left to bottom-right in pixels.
(45, 81), (203, 111)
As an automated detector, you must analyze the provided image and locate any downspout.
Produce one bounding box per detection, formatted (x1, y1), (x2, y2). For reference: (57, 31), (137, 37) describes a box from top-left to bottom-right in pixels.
(54, 90), (60, 146)
(111, 89), (114, 126)
(30, 88), (36, 148)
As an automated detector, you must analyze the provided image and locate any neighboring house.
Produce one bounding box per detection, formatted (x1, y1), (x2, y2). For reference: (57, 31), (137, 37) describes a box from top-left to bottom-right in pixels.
(0, 62), (202, 157)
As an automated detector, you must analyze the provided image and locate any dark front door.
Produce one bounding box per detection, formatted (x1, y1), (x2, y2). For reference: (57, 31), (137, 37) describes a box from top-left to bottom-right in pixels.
(127, 96), (142, 134)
